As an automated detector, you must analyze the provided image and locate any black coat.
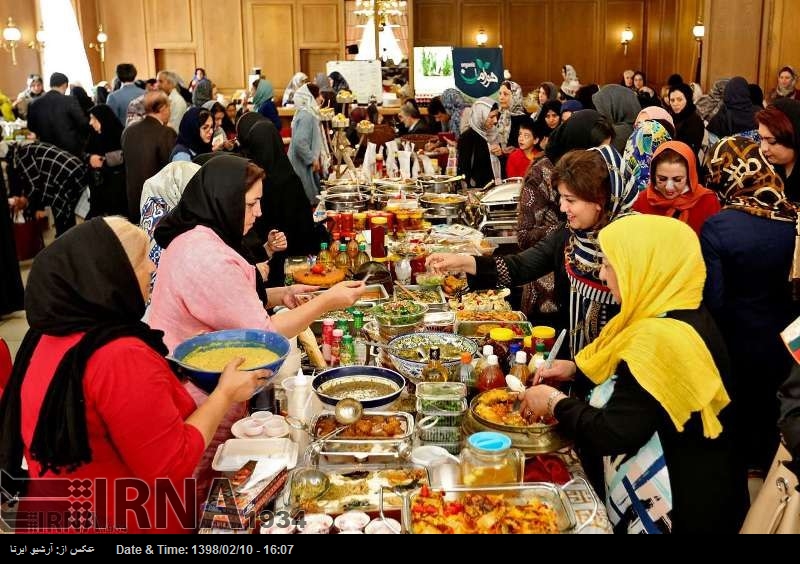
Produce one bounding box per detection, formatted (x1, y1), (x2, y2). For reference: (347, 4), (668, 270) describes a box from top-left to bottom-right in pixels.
(457, 128), (494, 188)
(0, 166), (24, 315)
(121, 116), (177, 223)
(556, 307), (748, 534)
(26, 90), (89, 157)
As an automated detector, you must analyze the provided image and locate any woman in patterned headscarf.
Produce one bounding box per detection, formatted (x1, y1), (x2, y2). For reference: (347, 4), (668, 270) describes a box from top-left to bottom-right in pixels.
(429, 145), (637, 361)
(701, 136), (800, 478)
(623, 119), (672, 195)
(440, 88), (469, 138)
(496, 80), (528, 151)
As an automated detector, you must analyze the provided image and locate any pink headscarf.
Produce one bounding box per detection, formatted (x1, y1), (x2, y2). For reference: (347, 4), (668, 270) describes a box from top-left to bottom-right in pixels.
(635, 106), (675, 130)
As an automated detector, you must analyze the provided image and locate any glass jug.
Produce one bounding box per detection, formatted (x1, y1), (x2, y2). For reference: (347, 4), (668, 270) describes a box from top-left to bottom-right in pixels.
(460, 432), (524, 486)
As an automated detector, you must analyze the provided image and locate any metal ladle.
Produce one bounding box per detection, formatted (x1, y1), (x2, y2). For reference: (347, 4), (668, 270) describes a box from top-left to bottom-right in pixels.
(285, 398), (364, 438)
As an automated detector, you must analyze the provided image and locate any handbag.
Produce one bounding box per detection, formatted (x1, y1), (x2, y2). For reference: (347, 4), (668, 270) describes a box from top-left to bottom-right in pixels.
(11, 210), (45, 261)
(740, 443), (800, 534)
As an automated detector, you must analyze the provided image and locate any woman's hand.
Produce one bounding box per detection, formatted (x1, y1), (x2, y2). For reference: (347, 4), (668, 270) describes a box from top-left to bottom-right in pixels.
(89, 154), (105, 169)
(533, 360), (577, 385)
(265, 230), (288, 256)
(256, 261), (270, 281)
(282, 284), (320, 308)
(489, 143), (503, 156)
(215, 357), (271, 403)
(426, 253), (477, 275)
(519, 384), (565, 419)
(321, 280), (367, 310)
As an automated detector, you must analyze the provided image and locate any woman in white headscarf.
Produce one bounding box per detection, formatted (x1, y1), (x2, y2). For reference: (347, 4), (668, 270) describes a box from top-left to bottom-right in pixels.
(496, 80), (529, 151)
(288, 83), (324, 204)
(282, 72), (308, 107)
(457, 97), (502, 188)
(561, 65), (581, 99)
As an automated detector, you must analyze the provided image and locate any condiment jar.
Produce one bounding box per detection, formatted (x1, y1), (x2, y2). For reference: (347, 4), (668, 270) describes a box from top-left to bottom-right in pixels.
(485, 327), (515, 372)
(532, 326), (557, 350)
(460, 432), (524, 486)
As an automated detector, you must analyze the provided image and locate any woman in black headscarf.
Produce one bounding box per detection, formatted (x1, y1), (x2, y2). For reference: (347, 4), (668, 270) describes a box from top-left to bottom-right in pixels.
(668, 83), (705, 157)
(170, 107), (213, 162)
(69, 85), (93, 117)
(0, 154), (24, 316)
(0, 216), (266, 533)
(707, 77), (761, 139)
(328, 71), (350, 94)
(86, 104), (127, 217)
(236, 112), (325, 285)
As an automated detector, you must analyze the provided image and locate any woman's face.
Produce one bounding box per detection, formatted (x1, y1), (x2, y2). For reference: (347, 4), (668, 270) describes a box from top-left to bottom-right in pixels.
(89, 114), (101, 134)
(623, 72), (634, 87)
(779, 71), (794, 90)
(538, 87), (548, 106)
(196, 70), (205, 80)
(214, 111), (224, 129)
(558, 182), (602, 230)
(499, 85), (512, 109)
(200, 116), (214, 143)
(226, 104), (237, 121)
(485, 109), (499, 130)
(31, 80), (43, 95)
(759, 123), (797, 168)
(653, 161), (689, 200)
(544, 110), (560, 130)
(669, 91), (687, 114)
(244, 180), (263, 235)
(633, 74), (644, 90)
(599, 257), (621, 303)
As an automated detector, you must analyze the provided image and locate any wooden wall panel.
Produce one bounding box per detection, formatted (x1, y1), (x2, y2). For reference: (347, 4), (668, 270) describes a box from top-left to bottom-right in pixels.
(674, 0), (701, 85)
(603, 1), (645, 84)
(199, 0), (244, 90)
(97, 0), (153, 80)
(145, 0), (195, 45)
(414, 1), (457, 46)
(761, 0), (800, 94)
(300, 48), (340, 78)
(154, 49), (197, 81)
(506, 1), (548, 92)
(460, 2), (502, 48)
(704, 0), (764, 86)
(0, 0), (41, 96)
(243, 1), (296, 99)
(549, 1), (598, 84)
(298, 1), (341, 47)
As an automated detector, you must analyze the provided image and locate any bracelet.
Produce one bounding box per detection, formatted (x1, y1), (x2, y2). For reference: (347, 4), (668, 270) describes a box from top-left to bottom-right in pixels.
(546, 390), (566, 418)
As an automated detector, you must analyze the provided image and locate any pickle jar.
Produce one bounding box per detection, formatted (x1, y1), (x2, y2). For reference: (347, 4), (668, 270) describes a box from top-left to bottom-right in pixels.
(460, 432), (524, 487)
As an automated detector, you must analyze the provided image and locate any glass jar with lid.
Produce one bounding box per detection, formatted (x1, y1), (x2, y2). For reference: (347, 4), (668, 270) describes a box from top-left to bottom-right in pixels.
(460, 432), (524, 486)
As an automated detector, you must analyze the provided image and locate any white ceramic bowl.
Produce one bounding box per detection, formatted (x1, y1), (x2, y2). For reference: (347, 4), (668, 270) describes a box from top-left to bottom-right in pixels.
(365, 517), (401, 534)
(241, 419), (264, 437)
(334, 511), (370, 531)
(250, 411), (273, 422)
(263, 417), (289, 438)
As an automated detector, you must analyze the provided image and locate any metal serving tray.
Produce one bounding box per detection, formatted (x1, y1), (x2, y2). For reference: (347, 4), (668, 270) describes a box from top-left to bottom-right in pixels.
(308, 411), (416, 462)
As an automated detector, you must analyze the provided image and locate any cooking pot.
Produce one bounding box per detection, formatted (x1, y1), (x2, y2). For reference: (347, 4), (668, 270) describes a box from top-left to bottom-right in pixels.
(417, 175), (464, 194)
(322, 192), (370, 212)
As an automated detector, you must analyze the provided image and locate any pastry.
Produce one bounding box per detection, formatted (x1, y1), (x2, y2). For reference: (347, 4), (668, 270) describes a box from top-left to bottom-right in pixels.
(292, 264), (347, 287)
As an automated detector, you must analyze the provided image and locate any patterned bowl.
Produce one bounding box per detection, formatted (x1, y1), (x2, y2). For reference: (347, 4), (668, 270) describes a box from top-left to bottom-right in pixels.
(386, 332), (477, 383)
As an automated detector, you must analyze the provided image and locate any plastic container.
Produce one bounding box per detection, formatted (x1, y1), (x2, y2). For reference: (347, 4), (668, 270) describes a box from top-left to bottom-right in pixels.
(532, 326), (557, 350)
(477, 355), (505, 392)
(460, 432), (524, 486)
(370, 217), (388, 260)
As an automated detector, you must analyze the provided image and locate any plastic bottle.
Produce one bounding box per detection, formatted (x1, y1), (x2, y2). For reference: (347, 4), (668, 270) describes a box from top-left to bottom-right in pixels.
(421, 347), (449, 382)
(445, 145), (458, 177)
(510, 351), (530, 388)
(286, 370), (313, 422)
(473, 345), (494, 376)
(340, 335), (355, 366)
(477, 355), (505, 392)
(321, 319), (335, 365)
(459, 352), (477, 402)
(527, 343), (548, 384)
(335, 242), (351, 273)
(486, 328), (515, 373)
(355, 243), (371, 270)
(346, 236), (359, 269)
(352, 311), (368, 365)
(318, 242), (333, 268)
(331, 329), (343, 367)
(370, 217), (388, 260)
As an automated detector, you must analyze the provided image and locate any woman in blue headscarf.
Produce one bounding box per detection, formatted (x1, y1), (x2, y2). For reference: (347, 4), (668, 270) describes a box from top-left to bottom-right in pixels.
(252, 78), (282, 131)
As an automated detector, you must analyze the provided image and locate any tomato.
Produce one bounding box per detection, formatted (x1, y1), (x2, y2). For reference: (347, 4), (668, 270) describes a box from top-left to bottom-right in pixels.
(311, 264), (325, 275)
(420, 485), (430, 498)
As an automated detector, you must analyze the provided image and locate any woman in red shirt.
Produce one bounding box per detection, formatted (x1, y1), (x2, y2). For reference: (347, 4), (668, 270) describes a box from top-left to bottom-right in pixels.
(633, 141), (721, 235)
(0, 217), (267, 533)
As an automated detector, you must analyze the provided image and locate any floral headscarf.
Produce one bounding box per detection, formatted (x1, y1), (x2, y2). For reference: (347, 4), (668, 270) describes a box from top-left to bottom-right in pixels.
(441, 88), (468, 138)
(622, 120), (672, 194)
(496, 81), (526, 148)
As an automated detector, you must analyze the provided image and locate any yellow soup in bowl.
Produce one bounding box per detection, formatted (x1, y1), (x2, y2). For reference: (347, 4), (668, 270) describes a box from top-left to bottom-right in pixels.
(182, 347), (279, 372)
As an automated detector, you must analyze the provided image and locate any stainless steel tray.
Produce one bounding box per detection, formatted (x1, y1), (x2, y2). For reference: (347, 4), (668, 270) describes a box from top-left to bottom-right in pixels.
(379, 479), (597, 534)
(392, 284), (447, 312)
(309, 411), (416, 461)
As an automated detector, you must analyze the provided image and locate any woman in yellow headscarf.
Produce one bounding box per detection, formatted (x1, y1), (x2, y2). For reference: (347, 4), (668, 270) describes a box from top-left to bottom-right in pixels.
(521, 214), (747, 534)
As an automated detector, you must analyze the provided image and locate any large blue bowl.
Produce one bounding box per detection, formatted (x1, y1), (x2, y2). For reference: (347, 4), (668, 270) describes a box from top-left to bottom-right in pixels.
(312, 366), (406, 409)
(171, 329), (291, 394)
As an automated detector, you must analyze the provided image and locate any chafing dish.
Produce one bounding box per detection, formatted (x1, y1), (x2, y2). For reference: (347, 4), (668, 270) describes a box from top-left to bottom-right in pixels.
(417, 174), (464, 194)
(306, 411), (417, 464)
(475, 178), (523, 245)
(321, 192), (370, 212)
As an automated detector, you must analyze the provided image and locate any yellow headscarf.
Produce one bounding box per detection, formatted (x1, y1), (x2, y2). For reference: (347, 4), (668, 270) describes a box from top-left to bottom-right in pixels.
(0, 90), (14, 122)
(574, 215), (730, 438)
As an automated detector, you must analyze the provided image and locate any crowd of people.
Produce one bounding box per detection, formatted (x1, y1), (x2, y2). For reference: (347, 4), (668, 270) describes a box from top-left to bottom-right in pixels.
(1, 58), (800, 534)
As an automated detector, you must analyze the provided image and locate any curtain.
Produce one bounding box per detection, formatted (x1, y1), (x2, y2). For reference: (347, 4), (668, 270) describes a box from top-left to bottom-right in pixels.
(38, 0), (94, 91)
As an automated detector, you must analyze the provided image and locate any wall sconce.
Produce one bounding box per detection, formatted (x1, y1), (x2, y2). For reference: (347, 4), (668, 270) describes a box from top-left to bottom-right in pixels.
(620, 25), (634, 56)
(476, 28), (488, 46)
(89, 24), (108, 62)
(28, 25), (46, 51)
(692, 19), (705, 84)
(2, 17), (22, 66)
(692, 21), (705, 42)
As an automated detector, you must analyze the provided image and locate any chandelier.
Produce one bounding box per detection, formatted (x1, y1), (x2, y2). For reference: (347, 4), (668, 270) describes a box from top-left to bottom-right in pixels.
(354, 0), (407, 29)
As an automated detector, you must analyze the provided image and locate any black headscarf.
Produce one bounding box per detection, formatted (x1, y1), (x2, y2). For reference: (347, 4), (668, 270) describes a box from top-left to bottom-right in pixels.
(668, 83), (698, 121)
(236, 113), (322, 284)
(172, 107), (213, 158)
(707, 77), (760, 137)
(328, 71), (350, 93)
(535, 100), (563, 134)
(95, 85), (109, 105)
(86, 104), (123, 156)
(545, 110), (610, 165)
(0, 219), (172, 482)
(70, 86), (93, 116)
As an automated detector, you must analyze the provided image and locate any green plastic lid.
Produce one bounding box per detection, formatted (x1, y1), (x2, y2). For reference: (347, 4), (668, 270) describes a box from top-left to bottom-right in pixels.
(536, 342), (546, 352)
(468, 432), (511, 452)
(342, 335), (353, 342)
(320, 242), (328, 250)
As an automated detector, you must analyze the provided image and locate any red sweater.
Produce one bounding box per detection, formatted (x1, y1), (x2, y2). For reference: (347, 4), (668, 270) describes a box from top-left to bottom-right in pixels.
(506, 148), (534, 178)
(633, 191), (721, 235)
(19, 335), (205, 534)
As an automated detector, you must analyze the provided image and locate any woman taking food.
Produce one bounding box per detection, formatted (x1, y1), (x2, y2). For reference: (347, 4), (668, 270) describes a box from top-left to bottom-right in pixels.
(520, 214), (748, 534)
(0, 217), (267, 533)
(429, 146), (636, 359)
(632, 140), (720, 235)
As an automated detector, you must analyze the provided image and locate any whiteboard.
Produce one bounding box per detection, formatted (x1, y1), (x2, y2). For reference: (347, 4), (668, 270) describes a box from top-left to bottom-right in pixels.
(325, 60), (383, 104)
